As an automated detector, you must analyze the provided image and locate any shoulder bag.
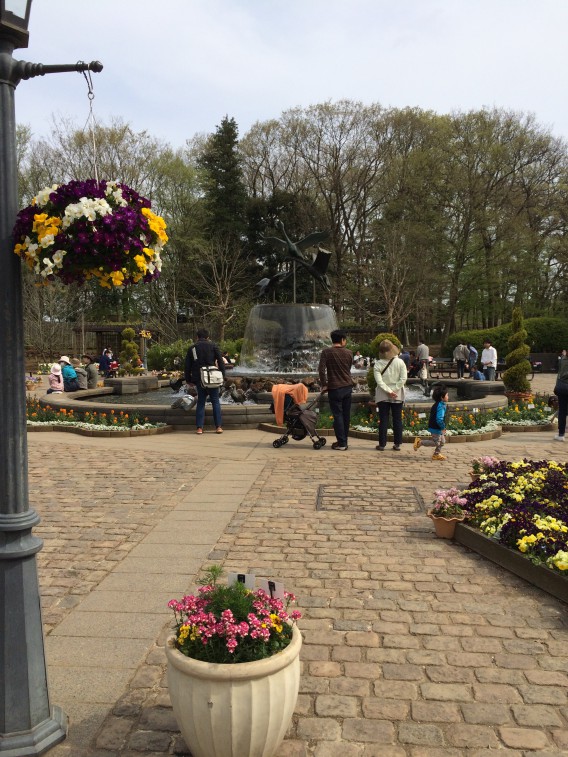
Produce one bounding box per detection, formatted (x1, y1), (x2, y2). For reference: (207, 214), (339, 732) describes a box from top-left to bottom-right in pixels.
(193, 347), (224, 389)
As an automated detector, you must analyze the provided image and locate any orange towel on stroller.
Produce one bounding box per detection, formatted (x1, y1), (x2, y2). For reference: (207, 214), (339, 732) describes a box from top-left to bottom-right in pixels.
(271, 383), (308, 426)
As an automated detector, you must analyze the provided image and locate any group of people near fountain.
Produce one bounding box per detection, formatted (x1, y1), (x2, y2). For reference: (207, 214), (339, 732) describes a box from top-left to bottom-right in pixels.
(47, 355), (99, 394)
(317, 330), (449, 459)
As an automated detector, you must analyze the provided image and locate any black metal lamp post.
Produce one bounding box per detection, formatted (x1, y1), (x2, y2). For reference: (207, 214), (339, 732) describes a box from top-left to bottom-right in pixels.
(0, 2), (102, 753)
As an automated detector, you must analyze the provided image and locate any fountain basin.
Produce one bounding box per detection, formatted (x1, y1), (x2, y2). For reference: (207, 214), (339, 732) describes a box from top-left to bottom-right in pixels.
(38, 377), (508, 430)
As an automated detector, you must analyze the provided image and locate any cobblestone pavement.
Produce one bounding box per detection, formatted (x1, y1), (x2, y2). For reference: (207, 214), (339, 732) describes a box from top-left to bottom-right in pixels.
(26, 375), (567, 757)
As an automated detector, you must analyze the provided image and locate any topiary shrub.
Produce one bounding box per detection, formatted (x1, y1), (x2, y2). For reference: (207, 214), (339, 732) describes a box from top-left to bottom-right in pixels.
(118, 327), (143, 376)
(367, 332), (403, 392)
(502, 307), (532, 394)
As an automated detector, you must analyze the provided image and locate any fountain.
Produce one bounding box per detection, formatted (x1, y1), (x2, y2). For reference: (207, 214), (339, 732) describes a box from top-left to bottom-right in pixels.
(236, 303), (338, 377)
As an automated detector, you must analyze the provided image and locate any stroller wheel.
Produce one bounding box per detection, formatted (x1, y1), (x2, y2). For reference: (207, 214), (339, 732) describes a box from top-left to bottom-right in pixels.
(282, 436), (289, 444)
(273, 439), (282, 448)
(319, 437), (327, 447)
(313, 441), (322, 449)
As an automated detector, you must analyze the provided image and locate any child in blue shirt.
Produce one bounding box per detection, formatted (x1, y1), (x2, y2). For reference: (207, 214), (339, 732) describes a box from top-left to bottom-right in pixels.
(413, 384), (448, 460)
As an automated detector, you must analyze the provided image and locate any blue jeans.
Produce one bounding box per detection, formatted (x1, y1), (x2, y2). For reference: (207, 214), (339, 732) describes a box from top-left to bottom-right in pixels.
(328, 385), (352, 447)
(195, 386), (222, 429)
(483, 367), (496, 381)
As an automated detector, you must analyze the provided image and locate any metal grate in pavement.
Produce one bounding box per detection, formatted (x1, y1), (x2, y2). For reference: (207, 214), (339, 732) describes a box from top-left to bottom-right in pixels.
(316, 484), (425, 513)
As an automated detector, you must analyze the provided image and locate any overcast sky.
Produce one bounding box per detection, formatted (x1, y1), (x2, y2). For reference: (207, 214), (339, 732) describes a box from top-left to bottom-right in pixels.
(14, 0), (568, 149)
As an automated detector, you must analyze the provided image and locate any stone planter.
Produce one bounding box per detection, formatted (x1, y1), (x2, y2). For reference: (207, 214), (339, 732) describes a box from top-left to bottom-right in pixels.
(166, 625), (302, 757)
(427, 511), (465, 539)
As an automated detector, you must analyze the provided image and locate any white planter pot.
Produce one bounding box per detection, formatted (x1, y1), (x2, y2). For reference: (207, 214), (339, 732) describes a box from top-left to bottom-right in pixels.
(166, 625), (302, 757)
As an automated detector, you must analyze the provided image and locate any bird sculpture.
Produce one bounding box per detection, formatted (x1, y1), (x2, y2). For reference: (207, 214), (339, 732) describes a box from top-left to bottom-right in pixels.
(258, 220), (331, 299)
(260, 219), (329, 264)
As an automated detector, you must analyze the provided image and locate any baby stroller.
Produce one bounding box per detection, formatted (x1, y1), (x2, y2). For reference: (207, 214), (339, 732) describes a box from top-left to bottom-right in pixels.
(272, 393), (327, 450)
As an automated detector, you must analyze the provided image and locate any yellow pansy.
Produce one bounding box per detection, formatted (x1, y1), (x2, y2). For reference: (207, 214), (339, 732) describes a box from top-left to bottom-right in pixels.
(110, 270), (125, 287)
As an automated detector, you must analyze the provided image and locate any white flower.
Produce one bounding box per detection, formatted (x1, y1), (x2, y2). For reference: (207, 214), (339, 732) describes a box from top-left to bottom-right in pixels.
(52, 250), (66, 267)
(34, 184), (59, 207)
(39, 234), (55, 249)
(40, 258), (55, 277)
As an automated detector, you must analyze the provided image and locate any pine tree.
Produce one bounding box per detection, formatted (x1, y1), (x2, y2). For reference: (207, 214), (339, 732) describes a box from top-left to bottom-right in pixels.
(198, 116), (248, 244)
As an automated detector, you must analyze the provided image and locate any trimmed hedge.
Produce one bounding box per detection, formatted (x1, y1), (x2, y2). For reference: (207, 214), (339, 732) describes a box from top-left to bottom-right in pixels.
(445, 317), (568, 357)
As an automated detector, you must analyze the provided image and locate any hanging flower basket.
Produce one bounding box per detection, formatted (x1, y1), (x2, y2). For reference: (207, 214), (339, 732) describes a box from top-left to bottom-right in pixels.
(13, 179), (167, 289)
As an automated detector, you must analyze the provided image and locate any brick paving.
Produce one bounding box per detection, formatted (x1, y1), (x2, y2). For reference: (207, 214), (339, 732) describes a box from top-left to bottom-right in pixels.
(25, 374), (568, 756)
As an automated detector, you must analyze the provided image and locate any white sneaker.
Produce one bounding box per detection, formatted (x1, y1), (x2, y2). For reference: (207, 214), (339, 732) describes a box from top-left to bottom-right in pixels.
(553, 435), (565, 442)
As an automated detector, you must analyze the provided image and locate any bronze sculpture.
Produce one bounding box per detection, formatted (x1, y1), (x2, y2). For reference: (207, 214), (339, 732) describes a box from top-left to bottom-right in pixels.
(257, 220), (331, 299)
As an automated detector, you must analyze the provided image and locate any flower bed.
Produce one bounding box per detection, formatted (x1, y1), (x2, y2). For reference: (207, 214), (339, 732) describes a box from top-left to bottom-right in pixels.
(26, 396), (169, 435)
(460, 458), (567, 574)
(348, 396), (554, 437)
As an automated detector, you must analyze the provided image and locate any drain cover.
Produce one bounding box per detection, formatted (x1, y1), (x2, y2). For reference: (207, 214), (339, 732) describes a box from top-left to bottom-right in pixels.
(316, 484), (425, 513)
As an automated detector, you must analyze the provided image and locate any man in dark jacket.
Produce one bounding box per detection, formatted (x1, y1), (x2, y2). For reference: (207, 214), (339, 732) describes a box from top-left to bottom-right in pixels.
(184, 329), (225, 434)
(318, 329), (353, 451)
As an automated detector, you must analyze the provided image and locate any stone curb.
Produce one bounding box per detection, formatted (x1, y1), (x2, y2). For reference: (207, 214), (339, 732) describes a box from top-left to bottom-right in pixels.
(455, 523), (568, 605)
(258, 423), (503, 443)
(26, 423), (174, 437)
(502, 423), (556, 432)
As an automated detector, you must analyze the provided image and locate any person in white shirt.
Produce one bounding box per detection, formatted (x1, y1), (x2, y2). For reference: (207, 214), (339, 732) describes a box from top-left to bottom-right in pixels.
(481, 340), (498, 381)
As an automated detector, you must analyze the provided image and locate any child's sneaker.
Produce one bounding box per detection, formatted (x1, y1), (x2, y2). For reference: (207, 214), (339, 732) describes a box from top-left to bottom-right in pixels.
(413, 437), (422, 451)
(432, 452), (446, 461)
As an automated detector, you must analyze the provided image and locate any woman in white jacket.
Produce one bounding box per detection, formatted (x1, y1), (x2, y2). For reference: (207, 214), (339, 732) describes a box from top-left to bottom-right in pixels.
(373, 339), (408, 451)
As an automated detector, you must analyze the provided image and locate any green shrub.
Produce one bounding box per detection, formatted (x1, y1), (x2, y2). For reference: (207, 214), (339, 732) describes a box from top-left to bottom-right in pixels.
(445, 317), (568, 358)
(367, 332), (403, 391)
(119, 327), (142, 375)
(147, 340), (191, 372)
(221, 338), (244, 363)
(502, 307), (532, 393)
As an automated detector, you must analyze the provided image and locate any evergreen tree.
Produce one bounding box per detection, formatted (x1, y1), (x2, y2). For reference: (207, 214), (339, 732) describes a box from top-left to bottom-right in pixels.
(198, 116), (248, 245)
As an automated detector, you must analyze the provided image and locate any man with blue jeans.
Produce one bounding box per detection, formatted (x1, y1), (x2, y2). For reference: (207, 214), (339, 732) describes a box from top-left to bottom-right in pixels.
(318, 330), (353, 451)
(184, 329), (225, 434)
(481, 339), (497, 382)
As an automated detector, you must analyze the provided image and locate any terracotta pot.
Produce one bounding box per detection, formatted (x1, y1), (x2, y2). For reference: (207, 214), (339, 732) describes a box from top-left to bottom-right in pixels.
(504, 391), (533, 402)
(427, 510), (465, 539)
(469, 471), (481, 481)
(166, 625), (302, 757)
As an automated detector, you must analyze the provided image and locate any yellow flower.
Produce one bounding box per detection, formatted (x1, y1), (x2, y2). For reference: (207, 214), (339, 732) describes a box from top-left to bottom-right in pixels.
(110, 270), (125, 287)
(270, 614), (283, 633)
(134, 254), (147, 272)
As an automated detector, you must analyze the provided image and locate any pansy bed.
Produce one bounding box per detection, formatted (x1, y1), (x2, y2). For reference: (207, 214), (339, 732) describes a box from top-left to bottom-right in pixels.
(455, 458), (568, 603)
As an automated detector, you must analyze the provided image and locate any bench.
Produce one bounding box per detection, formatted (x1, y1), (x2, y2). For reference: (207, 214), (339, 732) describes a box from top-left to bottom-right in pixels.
(429, 358), (457, 379)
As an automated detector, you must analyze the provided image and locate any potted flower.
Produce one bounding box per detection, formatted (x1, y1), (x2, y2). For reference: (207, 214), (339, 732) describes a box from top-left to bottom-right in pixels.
(25, 375), (41, 392)
(13, 179), (167, 289)
(166, 565), (302, 757)
(428, 488), (467, 538)
(470, 455), (501, 480)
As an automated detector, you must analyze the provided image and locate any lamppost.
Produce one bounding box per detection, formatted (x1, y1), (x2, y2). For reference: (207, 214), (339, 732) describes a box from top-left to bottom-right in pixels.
(139, 306), (149, 370)
(0, 2), (102, 754)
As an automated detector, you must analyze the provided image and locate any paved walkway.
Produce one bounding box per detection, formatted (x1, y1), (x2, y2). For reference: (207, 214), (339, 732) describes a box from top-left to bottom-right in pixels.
(23, 375), (567, 756)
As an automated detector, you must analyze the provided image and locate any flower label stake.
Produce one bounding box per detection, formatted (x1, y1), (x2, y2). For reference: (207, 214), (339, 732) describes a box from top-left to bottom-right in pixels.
(227, 571), (255, 589)
(13, 179), (167, 289)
